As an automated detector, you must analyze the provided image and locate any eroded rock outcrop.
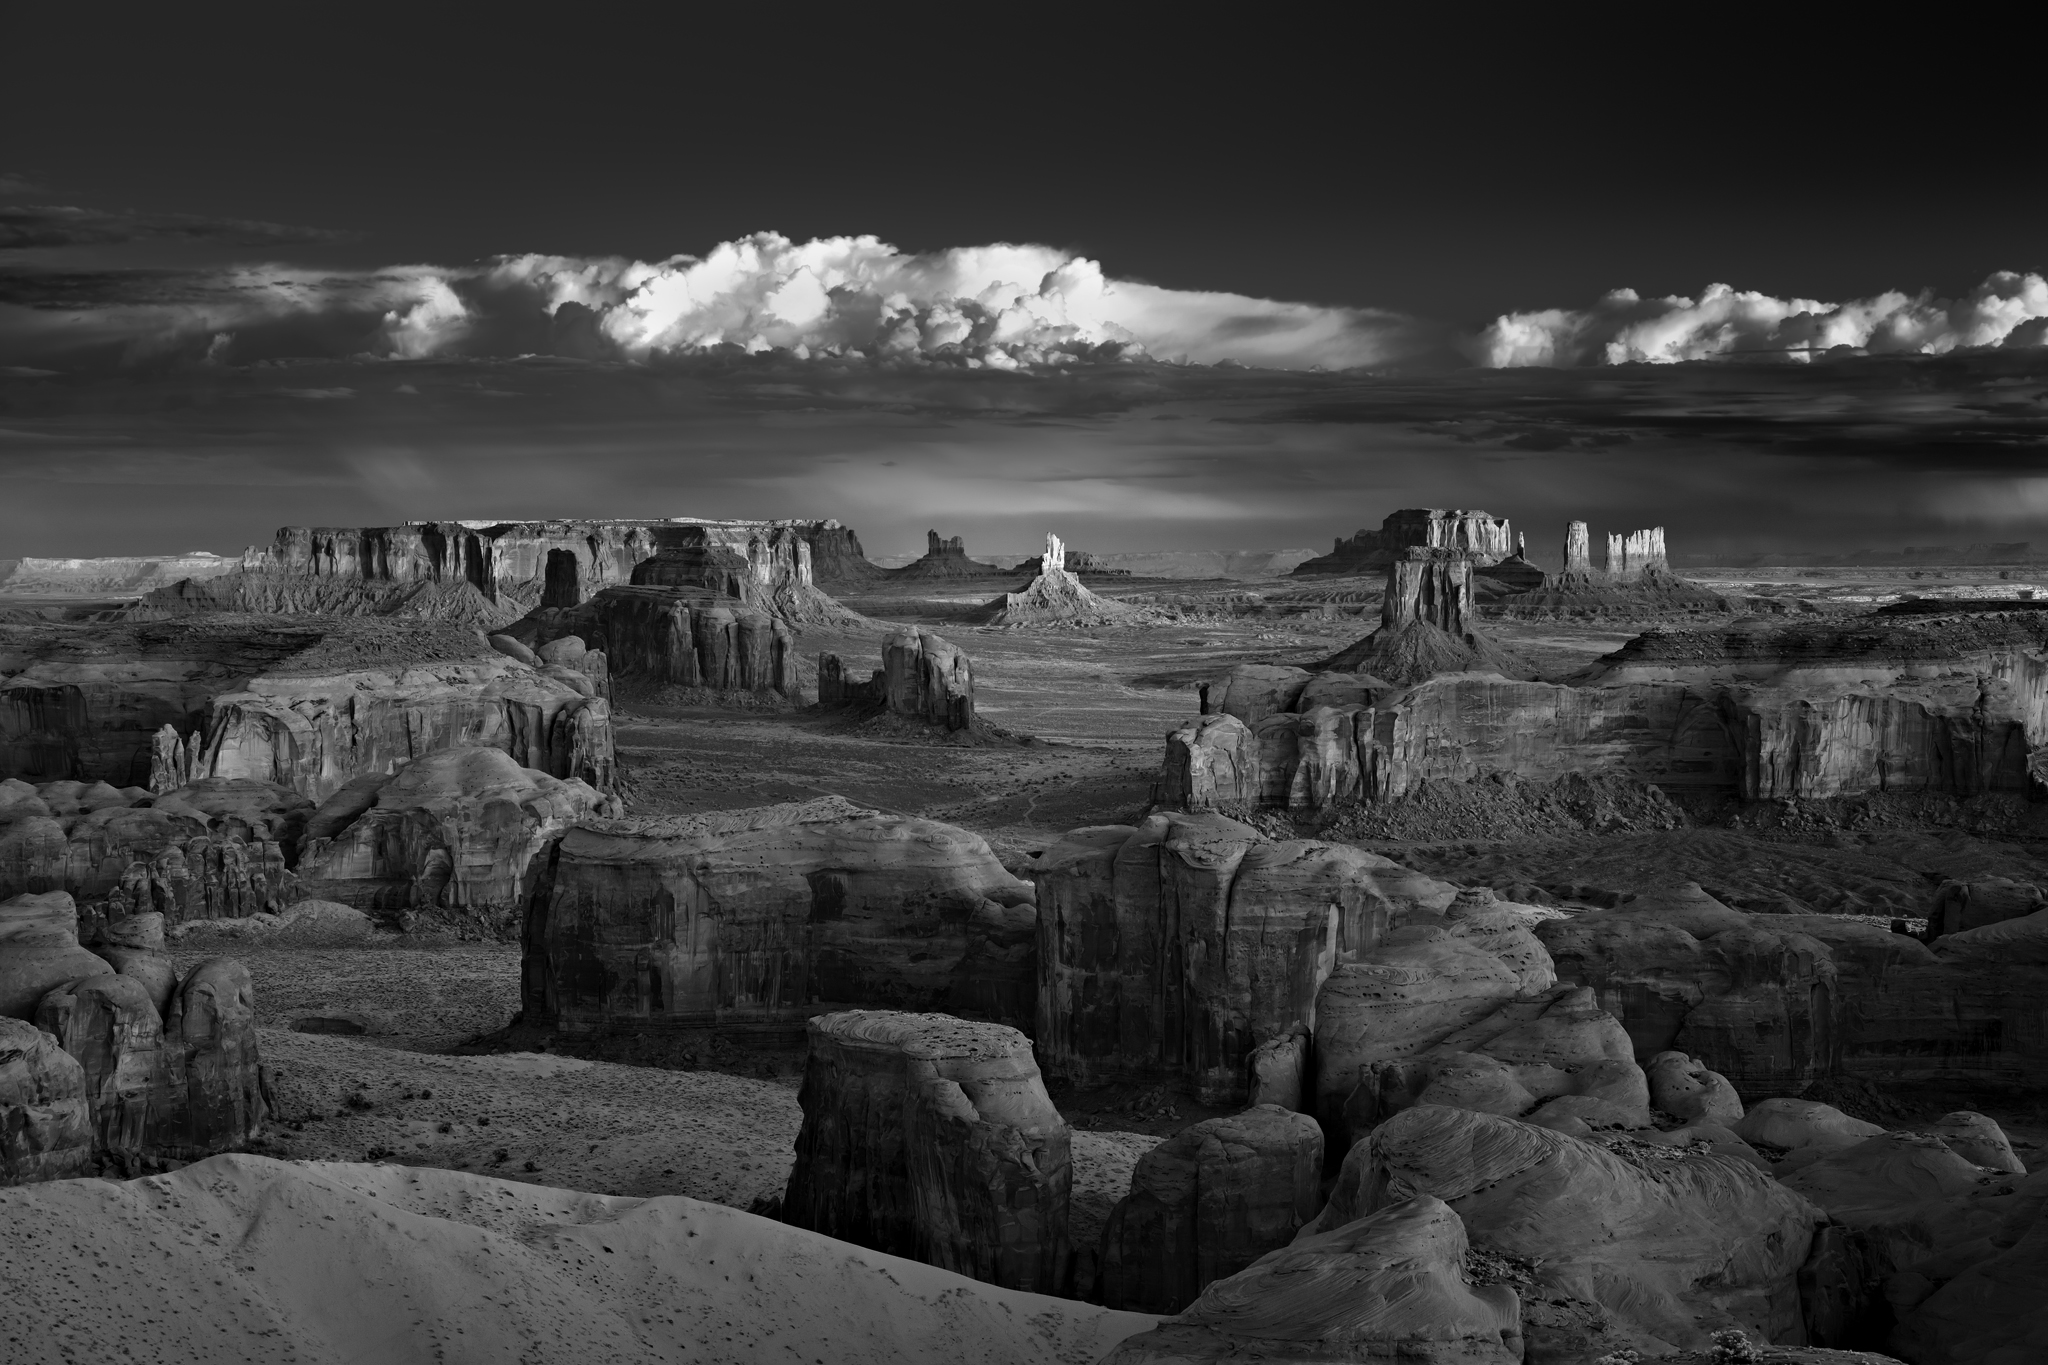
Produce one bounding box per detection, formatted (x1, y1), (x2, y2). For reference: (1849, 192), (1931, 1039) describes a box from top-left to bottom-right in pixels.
(1101, 1196), (1523, 1365)
(522, 797), (1036, 1033)
(818, 629), (977, 732)
(513, 585), (811, 699)
(1098, 1104), (1324, 1313)
(979, 534), (1144, 627)
(781, 1010), (1071, 1293)
(0, 891), (265, 1181)
(1344, 1103), (1824, 1356)
(890, 531), (1001, 579)
(1317, 555), (1532, 686)
(296, 746), (612, 931)
(1, 776), (308, 929)
(1034, 813), (1458, 1103)
(1291, 508), (1516, 576)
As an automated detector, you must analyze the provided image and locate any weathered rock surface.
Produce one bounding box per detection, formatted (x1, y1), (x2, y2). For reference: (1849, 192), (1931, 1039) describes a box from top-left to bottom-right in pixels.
(1, 892), (265, 1180)
(515, 585), (809, 698)
(1892, 1167), (2048, 1365)
(522, 798), (1035, 1033)
(1034, 814), (1457, 1104)
(1291, 508), (1516, 575)
(1537, 883), (1838, 1096)
(781, 1010), (1071, 1293)
(890, 530), (1001, 579)
(1347, 1104), (1824, 1355)
(1098, 1105), (1323, 1314)
(1317, 556), (1533, 686)
(95, 912), (176, 1014)
(0, 1015), (93, 1184)
(1247, 1022), (1310, 1112)
(296, 746), (610, 931)
(1924, 1112), (2024, 1174)
(1648, 1049), (1746, 1125)
(1927, 876), (2043, 941)
(1101, 1195), (1524, 1364)
(0, 777), (307, 928)
(819, 629), (977, 731)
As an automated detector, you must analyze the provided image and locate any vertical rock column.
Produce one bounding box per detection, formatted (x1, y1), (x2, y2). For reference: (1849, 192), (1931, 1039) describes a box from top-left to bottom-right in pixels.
(1562, 520), (1596, 579)
(782, 1010), (1072, 1293)
(1380, 555), (1473, 633)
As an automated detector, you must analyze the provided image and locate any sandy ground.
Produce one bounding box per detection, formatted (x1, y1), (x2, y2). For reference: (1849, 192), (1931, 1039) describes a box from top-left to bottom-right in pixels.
(0, 1155), (1158, 1365)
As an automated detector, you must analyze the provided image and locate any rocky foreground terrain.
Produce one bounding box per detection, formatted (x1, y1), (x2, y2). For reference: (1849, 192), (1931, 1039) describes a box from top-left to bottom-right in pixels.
(2, 513), (2046, 1364)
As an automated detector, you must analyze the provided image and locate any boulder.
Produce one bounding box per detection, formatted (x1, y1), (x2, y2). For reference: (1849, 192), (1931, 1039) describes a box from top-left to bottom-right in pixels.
(1349, 1104), (1823, 1355)
(523, 797), (1034, 1033)
(1648, 1050), (1745, 1125)
(1924, 1112), (2024, 1175)
(486, 632), (541, 666)
(1098, 1104), (1324, 1314)
(781, 1010), (1070, 1294)
(270, 899), (374, 941)
(297, 746), (609, 931)
(1200, 665), (1311, 727)
(1736, 1099), (1885, 1162)
(1100, 1195), (1523, 1365)
(0, 891), (111, 1019)
(1927, 877), (2044, 942)
(1036, 814), (1457, 1105)
(1156, 713), (1259, 811)
(0, 1016), (93, 1185)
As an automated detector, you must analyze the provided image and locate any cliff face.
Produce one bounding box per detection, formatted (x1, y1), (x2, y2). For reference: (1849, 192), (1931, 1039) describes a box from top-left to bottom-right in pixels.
(520, 797), (1034, 1033)
(520, 586), (800, 697)
(1292, 509), (1514, 576)
(888, 531), (1001, 580)
(1161, 667), (2041, 814)
(1606, 527), (1669, 578)
(232, 517), (871, 611)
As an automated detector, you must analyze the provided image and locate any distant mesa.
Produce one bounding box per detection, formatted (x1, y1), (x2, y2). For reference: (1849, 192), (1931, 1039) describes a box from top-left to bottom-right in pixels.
(1292, 508), (1515, 576)
(976, 533), (1150, 628)
(887, 530), (1001, 580)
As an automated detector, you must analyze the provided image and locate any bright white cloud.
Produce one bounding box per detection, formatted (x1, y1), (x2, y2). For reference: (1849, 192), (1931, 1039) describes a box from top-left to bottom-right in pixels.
(1475, 271), (2048, 367)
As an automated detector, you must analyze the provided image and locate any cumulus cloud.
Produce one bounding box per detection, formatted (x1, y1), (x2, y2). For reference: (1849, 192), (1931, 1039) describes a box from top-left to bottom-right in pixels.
(1475, 272), (2048, 367)
(0, 231), (1431, 372)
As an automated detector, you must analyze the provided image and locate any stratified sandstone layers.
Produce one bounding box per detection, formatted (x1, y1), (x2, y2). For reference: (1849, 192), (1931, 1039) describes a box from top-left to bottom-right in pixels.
(1162, 615), (2048, 817)
(1292, 509), (1516, 576)
(1352, 1104), (1823, 1356)
(1102, 1196), (1524, 1365)
(1033, 813), (1458, 1104)
(0, 890), (266, 1181)
(818, 629), (977, 732)
(516, 589), (803, 697)
(522, 797), (1036, 1033)
(0, 551), (239, 599)
(296, 746), (611, 931)
(1098, 1105), (1324, 1314)
(781, 1010), (1071, 1293)
(2, 617), (617, 801)
(1607, 526), (1670, 578)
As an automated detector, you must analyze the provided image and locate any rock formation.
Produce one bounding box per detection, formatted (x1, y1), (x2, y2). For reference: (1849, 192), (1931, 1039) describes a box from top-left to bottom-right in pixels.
(1105, 1195), (1523, 1365)
(0, 551), (240, 599)
(890, 531), (1001, 579)
(1291, 509), (1516, 576)
(781, 1010), (1071, 1293)
(1926, 876), (2043, 941)
(0, 1016), (93, 1184)
(516, 588), (803, 698)
(1315, 554), (1531, 686)
(521, 797), (1036, 1035)
(295, 746), (612, 932)
(978, 533), (1143, 627)
(1562, 519), (1597, 580)
(818, 629), (977, 732)
(1097, 1104), (1324, 1313)
(0, 890), (266, 1181)
(1608, 526), (1670, 578)
(0, 777), (306, 930)
(1033, 813), (1459, 1103)
(1537, 883), (1837, 1096)
(1344, 1104), (1823, 1356)
(1647, 1049), (1746, 1125)
(1891, 1164), (2048, 1365)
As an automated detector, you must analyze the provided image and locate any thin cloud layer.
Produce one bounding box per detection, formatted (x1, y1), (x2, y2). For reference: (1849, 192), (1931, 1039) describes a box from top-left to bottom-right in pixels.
(0, 231), (1434, 372)
(1476, 272), (2048, 366)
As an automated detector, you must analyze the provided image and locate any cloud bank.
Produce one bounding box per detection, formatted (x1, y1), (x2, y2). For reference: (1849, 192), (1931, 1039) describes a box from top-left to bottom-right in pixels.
(0, 231), (1432, 372)
(1476, 272), (2048, 366)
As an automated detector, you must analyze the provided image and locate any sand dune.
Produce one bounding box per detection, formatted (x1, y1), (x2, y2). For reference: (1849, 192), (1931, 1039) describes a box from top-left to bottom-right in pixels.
(0, 1154), (1157, 1365)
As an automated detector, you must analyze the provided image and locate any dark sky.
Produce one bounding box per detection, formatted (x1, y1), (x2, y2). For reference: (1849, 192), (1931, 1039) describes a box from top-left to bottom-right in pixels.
(3, 9), (2046, 561)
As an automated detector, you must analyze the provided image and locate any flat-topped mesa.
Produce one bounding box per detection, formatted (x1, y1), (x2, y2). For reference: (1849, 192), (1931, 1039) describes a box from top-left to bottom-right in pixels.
(1291, 509), (1514, 576)
(1606, 526), (1669, 579)
(887, 530), (1002, 580)
(222, 517), (870, 612)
